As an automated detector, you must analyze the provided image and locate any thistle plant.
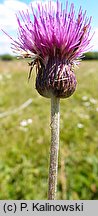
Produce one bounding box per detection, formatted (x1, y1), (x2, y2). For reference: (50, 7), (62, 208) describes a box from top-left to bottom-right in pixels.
(4, 0), (92, 199)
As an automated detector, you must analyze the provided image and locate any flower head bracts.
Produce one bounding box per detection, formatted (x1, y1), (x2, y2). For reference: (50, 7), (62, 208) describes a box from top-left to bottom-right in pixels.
(11, 0), (92, 64)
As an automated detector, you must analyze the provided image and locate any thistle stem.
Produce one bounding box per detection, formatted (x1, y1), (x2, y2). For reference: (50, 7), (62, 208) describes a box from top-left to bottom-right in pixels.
(48, 96), (60, 200)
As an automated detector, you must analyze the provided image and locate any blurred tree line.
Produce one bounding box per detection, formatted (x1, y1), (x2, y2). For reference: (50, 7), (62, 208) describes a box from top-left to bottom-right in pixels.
(0, 52), (98, 61)
(84, 52), (98, 60)
(0, 54), (15, 61)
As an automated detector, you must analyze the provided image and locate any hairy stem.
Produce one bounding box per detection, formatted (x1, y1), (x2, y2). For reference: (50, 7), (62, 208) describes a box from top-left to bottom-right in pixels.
(48, 96), (60, 200)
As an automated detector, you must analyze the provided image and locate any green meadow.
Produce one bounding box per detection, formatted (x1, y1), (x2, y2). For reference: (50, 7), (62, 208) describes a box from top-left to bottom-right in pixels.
(0, 60), (98, 199)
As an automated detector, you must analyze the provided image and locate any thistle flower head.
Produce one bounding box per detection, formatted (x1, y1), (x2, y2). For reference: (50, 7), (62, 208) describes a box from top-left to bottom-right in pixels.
(7, 0), (92, 98)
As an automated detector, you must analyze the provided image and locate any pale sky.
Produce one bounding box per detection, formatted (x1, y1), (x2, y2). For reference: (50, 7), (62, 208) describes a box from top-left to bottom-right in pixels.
(0, 0), (98, 55)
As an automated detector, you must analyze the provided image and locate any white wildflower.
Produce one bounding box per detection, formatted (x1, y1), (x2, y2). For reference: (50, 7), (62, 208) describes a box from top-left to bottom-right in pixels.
(96, 107), (98, 112)
(82, 95), (88, 101)
(20, 118), (32, 127)
(83, 102), (90, 107)
(20, 120), (27, 127)
(27, 118), (32, 124)
(77, 123), (84, 129)
(90, 98), (97, 105)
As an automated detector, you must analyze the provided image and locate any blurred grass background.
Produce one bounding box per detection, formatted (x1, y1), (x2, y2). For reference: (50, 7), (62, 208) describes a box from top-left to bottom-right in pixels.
(0, 59), (98, 199)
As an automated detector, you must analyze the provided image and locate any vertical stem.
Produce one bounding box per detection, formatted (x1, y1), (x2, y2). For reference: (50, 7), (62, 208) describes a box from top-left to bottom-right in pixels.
(48, 95), (60, 200)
